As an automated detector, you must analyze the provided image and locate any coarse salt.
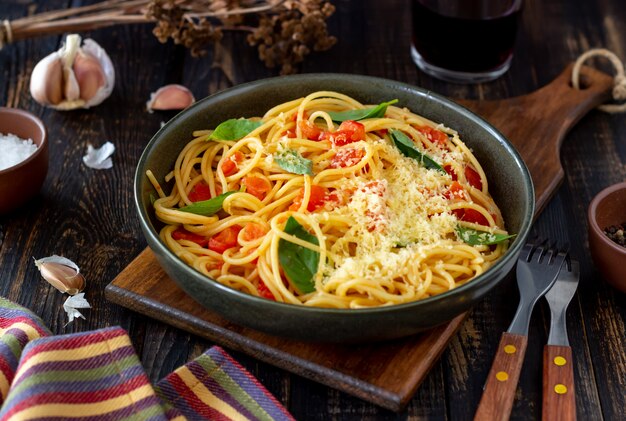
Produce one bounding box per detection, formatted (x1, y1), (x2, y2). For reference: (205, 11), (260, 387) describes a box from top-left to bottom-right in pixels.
(0, 133), (38, 171)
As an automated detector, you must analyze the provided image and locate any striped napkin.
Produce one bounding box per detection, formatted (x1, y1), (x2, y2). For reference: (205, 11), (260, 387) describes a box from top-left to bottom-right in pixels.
(0, 297), (294, 420)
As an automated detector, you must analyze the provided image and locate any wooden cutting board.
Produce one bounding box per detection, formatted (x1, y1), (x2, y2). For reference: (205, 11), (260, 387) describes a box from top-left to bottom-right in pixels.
(105, 64), (613, 412)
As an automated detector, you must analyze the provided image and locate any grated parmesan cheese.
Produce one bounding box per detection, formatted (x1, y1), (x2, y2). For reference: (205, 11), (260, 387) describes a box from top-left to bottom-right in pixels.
(314, 142), (460, 283)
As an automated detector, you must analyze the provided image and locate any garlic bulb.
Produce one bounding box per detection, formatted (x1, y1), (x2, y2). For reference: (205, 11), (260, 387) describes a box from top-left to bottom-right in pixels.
(30, 34), (114, 110)
(146, 84), (195, 112)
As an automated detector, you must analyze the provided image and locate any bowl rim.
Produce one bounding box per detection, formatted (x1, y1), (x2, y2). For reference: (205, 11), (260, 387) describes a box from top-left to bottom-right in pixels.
(588, 181), (626, 256)
(135, 73), (536, 316)
(0, 107), (47, 175)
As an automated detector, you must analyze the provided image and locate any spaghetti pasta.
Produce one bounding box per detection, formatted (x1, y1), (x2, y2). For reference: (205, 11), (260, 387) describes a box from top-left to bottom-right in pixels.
(149, 91), (511, 309)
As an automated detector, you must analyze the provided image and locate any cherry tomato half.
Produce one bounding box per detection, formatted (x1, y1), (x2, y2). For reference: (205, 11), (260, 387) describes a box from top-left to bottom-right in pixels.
(187, 182), (213, 202)
(221, 151), (244, 176)
(243, 176), (272, 201)
(324, 120), (365, 146)
(415, 125), (448, 148)
(330, 148), (364, 168)
(290, 185), (328, 212)
(172, 228), (209, 247)
(240, 222), (267, 242)
(208, 225), (242, 254)
(464, 165), (483, 190)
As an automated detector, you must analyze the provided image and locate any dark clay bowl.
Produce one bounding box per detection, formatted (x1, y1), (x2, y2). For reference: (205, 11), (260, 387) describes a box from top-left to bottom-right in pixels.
(135, 74), (535, 343)
(0, 107), (48, 215)
(588, 181), (626, 293)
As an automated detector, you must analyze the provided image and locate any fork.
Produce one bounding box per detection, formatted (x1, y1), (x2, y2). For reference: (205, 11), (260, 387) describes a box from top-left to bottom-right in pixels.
(474, 242), (567, 421)
(542, 258), (579, 421)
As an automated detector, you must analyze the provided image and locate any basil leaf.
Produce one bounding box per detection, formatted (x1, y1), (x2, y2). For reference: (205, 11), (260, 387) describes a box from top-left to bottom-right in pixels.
(179, 191), (237, 216)
(274, 149), (313, 175)
(390, 129), (445, 173)
(328, 99), (398, 122)
(278, 216), (319, 294)
(209, 118), (262, 141)
(149, 193), (157, 205)
(456, 226), (516, 245)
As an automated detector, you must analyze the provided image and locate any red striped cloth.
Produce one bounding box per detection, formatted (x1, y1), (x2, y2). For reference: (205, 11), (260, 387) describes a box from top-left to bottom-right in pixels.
(0, 297), (294, 421)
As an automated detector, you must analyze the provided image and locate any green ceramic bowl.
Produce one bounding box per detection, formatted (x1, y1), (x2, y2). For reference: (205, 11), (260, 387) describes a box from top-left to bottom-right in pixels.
(135, 74), (535, 343)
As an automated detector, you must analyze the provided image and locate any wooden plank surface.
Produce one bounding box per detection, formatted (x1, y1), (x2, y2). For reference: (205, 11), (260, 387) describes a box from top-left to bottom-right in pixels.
(1, 0), (625, 419)
(106, 248), (465, 412)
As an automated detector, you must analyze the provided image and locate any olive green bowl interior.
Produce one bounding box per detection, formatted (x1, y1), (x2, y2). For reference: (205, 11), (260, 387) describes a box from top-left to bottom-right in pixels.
(135, 74), (535, 343)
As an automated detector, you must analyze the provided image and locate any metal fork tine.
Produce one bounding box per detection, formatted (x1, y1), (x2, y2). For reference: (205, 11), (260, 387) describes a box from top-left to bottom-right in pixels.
(544, 247), (555, 263)
(549, 250), (569, 267)
(509, 241), (567, 335)
(519, 243), (534, 261)
(533, 244), (546, 263)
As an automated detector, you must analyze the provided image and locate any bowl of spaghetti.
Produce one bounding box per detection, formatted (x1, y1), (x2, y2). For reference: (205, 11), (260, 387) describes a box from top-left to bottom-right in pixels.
(136, 75), (534, 342)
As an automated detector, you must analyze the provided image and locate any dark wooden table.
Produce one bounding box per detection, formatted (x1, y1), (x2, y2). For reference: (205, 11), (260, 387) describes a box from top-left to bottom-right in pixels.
(1, 1), (625, 419)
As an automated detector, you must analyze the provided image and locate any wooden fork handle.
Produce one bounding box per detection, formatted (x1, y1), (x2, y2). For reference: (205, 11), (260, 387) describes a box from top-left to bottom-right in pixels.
(474, 333), (528, 421)
(542, 345), (576, 421)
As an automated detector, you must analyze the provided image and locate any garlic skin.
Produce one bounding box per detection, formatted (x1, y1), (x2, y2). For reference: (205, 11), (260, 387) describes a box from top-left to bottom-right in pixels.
(146, 84), (195, 113)
(63, 293), (91, 324)
(34, 255), (85, 295)
(29, 34), (115, 110)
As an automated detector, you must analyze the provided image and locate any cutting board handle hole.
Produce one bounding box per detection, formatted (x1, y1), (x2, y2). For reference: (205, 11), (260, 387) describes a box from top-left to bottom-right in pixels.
(569, 76), (591, 90)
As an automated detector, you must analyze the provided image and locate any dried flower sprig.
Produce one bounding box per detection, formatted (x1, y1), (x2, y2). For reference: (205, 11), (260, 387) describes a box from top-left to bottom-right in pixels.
(247, 0), (337, 74)
(0, 0), (336, 74)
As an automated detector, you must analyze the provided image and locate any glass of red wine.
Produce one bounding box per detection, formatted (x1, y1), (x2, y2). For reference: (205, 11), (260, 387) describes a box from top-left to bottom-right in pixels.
(411, 0), (523, 83)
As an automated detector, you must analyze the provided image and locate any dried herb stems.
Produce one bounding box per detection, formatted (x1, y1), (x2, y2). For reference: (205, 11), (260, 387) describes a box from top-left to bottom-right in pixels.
(0, 0), (336, 74)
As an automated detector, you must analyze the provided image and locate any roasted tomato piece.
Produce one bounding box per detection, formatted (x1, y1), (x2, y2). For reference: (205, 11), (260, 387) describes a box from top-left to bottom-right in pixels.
(324, 120), (366, 146)
(221, 151), (244, 176)
(330, 148), (364, 168)
(257, 280), (276, 300)
(290, 185), (328, 212)
(324, 189), (347, 209)
(187, 182), (213, 202)
(240, 222), (267, 242)
(208, 225), (242, 254)
(464, 165), (483, 190)
(453, 208), (489, 226)
(444, 181), (465, 200)
(416, 125), (448, 148)
(298, 120), (323, 140)
(172, 228), (208, 247)
(444, 164), (458, 181)
(243, 176), (272, 201)
(282, 128), (297, 138)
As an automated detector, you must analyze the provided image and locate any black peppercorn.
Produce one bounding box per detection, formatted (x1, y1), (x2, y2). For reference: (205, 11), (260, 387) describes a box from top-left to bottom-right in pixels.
(603, 222), (626, 247)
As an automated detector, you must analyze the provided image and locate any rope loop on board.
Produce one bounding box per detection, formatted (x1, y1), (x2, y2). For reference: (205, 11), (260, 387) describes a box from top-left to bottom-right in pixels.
(0, 20), (13, 50)
(572, 48), (626, 113)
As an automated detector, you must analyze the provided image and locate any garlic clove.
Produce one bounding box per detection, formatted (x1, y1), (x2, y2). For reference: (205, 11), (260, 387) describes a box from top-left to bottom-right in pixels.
(29, 34), (115, 110)
(73, 52), (106, 101)
(146, 84), (195, 112)
(61, 33), (80, 102)
(30, 55), (64, 105)
(63, 66), (81, 102)
(39, 262), (85, 295)
(79, 39), (114, 108)
(34, 255), (85, 295)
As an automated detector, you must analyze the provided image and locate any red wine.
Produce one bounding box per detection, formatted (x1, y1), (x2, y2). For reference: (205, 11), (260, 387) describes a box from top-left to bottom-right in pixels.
(411, 0), (521, 74)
